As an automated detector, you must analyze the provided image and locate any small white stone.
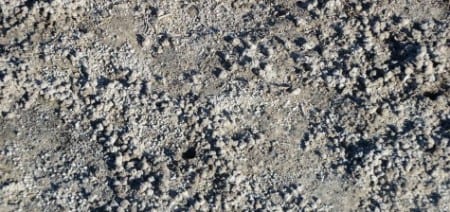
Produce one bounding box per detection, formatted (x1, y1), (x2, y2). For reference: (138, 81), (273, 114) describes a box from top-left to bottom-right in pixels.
(291, 88), (301, 96)
(404, 67), (414, 75)
(425, 62), (434, 75)
(115, 154), (123, 168)
(232, 38), (241, 46)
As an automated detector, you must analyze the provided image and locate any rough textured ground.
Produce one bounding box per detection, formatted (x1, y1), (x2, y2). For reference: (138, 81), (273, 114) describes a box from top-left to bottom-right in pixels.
(0, 0), (449, 211)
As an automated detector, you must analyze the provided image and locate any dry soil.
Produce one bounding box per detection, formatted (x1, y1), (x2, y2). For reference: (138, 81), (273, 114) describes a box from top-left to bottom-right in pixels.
(0, 0), (449, 211)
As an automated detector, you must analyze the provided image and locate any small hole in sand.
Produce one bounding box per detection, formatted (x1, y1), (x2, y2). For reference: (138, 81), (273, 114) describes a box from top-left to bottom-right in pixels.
(182, 147), (196, 160)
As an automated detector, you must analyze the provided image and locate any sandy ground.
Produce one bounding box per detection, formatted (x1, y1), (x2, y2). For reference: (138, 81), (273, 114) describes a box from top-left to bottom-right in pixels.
(0, 0), (449, 211)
